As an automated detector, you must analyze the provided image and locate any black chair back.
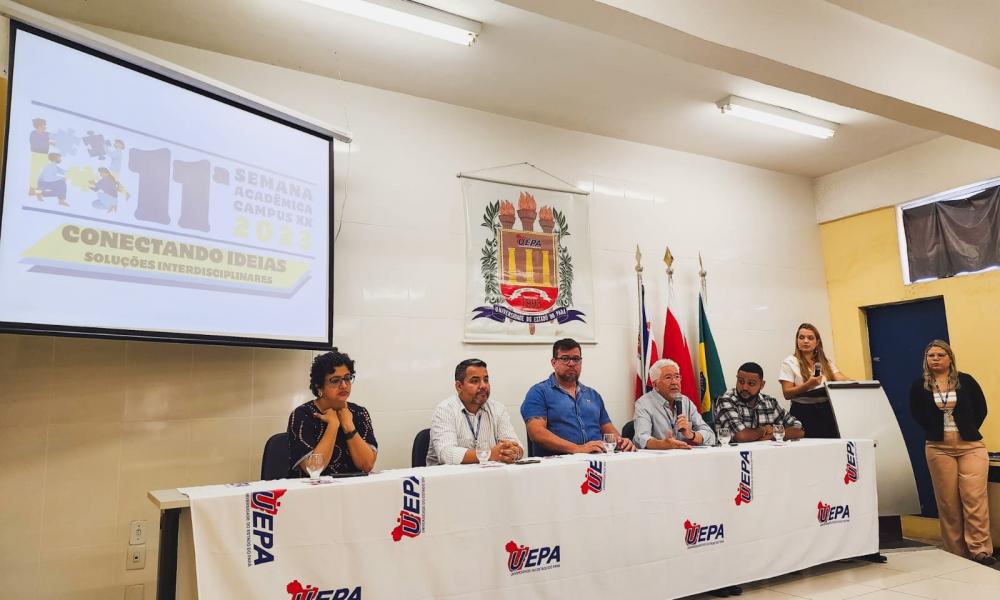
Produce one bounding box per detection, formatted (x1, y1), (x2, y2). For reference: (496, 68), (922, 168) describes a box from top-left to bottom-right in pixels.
(261, 432), (292, 480)
(411, 428), (431, 468)
(621, 420), (635, 442)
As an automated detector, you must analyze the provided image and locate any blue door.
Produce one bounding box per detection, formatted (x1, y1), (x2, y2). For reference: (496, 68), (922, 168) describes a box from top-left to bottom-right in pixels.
(866, 297), (948, 517)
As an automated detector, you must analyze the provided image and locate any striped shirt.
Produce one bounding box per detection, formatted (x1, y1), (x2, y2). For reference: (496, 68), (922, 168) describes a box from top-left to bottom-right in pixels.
(426, 395), (524, 466)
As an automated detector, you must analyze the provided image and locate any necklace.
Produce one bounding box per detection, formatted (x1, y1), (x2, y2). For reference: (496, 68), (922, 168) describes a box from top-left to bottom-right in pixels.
(932, 379), (954, 413)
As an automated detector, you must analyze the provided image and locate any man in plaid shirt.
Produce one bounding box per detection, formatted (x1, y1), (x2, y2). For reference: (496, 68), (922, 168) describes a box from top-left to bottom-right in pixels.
(714, 362), (805, 442)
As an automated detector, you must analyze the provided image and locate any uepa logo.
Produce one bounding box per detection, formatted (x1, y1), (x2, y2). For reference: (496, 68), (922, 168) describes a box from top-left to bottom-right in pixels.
(844, 441), (859, 485)
(505, 540), (561, 575)
(286, 579), (361, 600)
(580, 460), (605, 494)
(245, 489), (286, 566)
(734, 450), (752, 506)
(683, 519), (725, 548)
(390, 476), (425, 542)
(817, 501), (851, 525)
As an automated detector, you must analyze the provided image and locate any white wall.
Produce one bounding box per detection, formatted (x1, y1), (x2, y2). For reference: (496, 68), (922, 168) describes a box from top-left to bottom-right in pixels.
(815, 136), (1000, 222)
(98, 29), (831, 465)
(0, 27), (833, 599)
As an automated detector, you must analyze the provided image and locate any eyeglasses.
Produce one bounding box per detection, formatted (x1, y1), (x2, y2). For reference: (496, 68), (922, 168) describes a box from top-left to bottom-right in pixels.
(659, 374), (681, 381)
(555, 356), (583, 365)
(326, 374), (356, 387)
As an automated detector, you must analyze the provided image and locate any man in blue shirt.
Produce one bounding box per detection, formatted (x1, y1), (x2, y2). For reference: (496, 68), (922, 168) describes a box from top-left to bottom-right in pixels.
(521, 338), (636, 456)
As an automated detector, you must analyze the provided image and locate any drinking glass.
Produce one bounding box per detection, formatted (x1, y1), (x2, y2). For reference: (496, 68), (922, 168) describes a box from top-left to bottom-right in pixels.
(602, 433), (616, 454)
(772, 422), (785, 443)
(717, 427), (732, 446)
(304, 452), (325, 480)
(476, 441), (491, 465)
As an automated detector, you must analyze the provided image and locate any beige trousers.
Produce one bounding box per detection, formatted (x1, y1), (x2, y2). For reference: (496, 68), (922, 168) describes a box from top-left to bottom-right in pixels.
(925, 432), (993, 557)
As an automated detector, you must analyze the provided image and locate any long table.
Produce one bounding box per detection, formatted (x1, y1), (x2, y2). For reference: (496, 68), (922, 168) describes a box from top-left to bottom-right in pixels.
(149, 439), (878, 599)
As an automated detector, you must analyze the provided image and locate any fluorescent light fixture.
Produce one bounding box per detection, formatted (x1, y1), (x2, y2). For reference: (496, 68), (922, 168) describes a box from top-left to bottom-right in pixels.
(716, 95), (838, 139)
(302, 0), (481, 45)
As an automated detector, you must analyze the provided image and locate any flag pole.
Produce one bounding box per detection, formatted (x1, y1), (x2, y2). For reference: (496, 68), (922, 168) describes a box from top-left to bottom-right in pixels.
(698, 252), (708, 305)
(663, 245), (674, 311)
(635, 245), (645, 389)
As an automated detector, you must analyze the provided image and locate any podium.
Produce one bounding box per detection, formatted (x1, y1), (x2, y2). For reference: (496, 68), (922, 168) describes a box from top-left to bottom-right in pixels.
(827, 381), (920, 516)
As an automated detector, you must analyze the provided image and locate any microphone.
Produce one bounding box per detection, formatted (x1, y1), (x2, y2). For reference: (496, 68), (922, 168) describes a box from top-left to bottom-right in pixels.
(674, 398), (682, 417)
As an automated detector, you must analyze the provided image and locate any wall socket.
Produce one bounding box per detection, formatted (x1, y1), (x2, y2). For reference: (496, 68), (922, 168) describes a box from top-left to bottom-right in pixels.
(129, 520), (147, 545)
(126, 545), (146, 570)
(124, 583), (144, 600)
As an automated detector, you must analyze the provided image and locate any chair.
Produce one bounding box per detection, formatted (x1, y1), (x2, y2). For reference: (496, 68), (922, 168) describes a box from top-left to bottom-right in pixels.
(621, 420), (635, 442)
(261, 432), (292, 480)
(526, 437), (539, 458)
(411, 428), (431, 468)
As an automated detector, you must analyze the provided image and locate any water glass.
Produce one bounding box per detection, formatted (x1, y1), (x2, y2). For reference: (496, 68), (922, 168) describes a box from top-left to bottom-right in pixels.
(304, 452), (325, 480)
(773, 422), (785, 443)
(717, 427), (732, 446)
(476, 441), (491, 465)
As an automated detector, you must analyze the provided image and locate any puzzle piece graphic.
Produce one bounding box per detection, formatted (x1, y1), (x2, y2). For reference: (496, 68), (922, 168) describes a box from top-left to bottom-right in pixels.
(52, 129), (80, 156)
(67, 165), (97, 191)
(83, 131), (108, 159)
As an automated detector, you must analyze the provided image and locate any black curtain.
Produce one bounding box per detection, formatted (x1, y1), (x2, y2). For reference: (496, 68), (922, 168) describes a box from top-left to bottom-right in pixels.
(902, 186), (1000, 281)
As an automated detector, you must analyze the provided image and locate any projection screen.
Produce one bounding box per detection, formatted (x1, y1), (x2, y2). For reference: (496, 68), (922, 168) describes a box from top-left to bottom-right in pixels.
(0, 21), (336, 349)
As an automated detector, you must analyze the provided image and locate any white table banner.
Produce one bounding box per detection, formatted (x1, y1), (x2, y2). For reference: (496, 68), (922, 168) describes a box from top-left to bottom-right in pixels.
(180, 439), (878, 599)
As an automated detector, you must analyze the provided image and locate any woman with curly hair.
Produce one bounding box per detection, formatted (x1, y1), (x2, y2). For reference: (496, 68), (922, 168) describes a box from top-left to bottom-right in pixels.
(909, 340), (993, 564)
(287, 349), (378, 476)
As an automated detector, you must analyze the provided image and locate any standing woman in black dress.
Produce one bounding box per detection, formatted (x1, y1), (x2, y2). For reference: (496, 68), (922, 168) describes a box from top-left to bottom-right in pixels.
(909, 340), (994, 564)
(778, 323), (850, 438)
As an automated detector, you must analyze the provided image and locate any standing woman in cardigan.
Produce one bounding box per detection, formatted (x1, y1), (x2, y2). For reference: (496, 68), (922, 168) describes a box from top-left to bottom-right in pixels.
(909, 340), (994, 565)
(778, 323), (850, 438)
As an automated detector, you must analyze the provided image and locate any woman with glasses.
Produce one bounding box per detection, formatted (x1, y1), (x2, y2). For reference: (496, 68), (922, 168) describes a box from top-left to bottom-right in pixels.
(909, 340), (994, 565)
(287, 349), (378, 476)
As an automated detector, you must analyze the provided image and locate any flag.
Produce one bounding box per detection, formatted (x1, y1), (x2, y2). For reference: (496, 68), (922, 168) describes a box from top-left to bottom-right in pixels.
(634, 280), (659, 399)
(697, 291), (725, 424)
(662, 306), (698, 403)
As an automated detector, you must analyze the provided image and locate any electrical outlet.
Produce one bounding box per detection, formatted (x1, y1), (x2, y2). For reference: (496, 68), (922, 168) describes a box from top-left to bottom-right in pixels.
(129, 520), (147, 545)
(124, 583), (144, 600)
(126, 544), (146, 570)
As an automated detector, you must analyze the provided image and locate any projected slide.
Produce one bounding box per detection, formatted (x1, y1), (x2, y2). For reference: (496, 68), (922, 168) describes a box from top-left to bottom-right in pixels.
(0, 25), (332, 347)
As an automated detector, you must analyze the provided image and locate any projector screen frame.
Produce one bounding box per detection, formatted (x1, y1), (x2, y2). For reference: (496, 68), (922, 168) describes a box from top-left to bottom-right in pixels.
(0, 19), (337, 351)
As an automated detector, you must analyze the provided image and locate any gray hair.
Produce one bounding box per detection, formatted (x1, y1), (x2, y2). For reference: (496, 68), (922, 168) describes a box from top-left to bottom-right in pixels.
(649, 358), (680, 382)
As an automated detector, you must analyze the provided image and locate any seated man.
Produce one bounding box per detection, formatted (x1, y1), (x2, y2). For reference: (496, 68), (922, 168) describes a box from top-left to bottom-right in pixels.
(634, 359), (716, 449)
(714, 362), (805, 442)
(426, 359), (524, 465)
(521, 338), (636, 455)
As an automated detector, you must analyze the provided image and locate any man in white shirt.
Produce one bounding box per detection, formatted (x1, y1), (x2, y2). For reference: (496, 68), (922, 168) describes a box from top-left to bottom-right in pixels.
(426, 359), (525, 466)
(633, 359), (716, 449)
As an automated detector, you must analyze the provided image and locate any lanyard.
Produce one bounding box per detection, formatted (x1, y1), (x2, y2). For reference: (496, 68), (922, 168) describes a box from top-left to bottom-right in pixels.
(464, 411), (483, 443)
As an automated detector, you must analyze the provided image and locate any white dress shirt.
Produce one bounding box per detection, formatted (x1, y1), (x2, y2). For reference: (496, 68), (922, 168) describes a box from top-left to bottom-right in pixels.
(426, 394), (524, 466)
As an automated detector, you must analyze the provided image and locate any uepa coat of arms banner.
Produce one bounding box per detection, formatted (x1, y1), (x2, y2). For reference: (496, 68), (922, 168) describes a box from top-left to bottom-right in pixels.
(462, 178), (596, 343)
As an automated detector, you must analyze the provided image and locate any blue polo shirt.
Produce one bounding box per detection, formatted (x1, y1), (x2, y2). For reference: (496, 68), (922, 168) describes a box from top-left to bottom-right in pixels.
(521, 373), (611, 455)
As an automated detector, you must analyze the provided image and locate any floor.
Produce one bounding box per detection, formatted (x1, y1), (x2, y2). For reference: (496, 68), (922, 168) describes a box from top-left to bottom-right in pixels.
(686, 547), (1000, 600)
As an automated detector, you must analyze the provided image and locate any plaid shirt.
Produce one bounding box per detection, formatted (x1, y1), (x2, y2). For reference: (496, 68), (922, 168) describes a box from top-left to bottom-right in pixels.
(714, 389), (802, 433)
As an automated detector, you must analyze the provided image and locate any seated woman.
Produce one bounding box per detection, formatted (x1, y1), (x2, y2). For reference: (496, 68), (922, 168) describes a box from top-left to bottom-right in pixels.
(287, 349), (377, 476)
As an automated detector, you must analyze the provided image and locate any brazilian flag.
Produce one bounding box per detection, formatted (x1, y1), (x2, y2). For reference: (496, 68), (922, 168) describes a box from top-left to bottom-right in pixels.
(697, 292), (725, 425)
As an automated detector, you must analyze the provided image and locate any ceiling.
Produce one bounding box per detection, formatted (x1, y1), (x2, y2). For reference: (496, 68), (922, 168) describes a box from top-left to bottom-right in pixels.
(9, 0), (997, 177)
(829, 0), (1000, 70)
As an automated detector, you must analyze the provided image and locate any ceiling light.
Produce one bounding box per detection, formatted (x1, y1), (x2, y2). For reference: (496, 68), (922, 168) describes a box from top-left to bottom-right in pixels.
(302, 0), (481, 46)
(716, 95), (838, 139)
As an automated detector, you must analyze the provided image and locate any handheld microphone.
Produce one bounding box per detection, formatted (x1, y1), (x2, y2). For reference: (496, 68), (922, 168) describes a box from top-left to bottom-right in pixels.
(813, 362), (821, 377)
(673, 398), (682, 416)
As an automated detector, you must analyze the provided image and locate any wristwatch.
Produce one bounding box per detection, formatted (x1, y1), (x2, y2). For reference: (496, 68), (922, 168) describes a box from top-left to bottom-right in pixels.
(343, 428), (358, 440)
